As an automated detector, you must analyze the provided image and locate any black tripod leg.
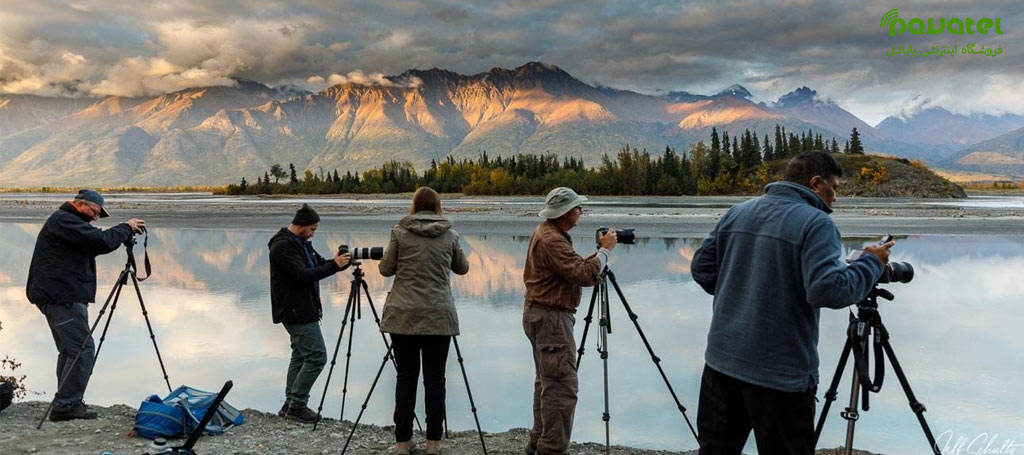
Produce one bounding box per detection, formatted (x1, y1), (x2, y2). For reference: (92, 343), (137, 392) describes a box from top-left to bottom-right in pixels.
(342, 345), (394, 454)
(91, 272), (127, 372)
(575, 285), (600, 368)
(313, 292), (354, 431)
(130, 272), (172, 392)
(815, 336), (853, 445)
(605, 270), (699, 442)
(37, 267), (128, 429)
(452, 337), (488, 454)
(340, 286), (360, 422)
(880, 334), (942, 455)
(361, 281), (423, 432)
(598, 280), (611, 455)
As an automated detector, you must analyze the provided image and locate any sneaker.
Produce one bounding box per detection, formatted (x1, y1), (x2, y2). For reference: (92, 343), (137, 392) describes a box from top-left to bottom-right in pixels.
(50, 402), (98, 422)
(285, 405), (319, 424)
(277, 403), (289, 417)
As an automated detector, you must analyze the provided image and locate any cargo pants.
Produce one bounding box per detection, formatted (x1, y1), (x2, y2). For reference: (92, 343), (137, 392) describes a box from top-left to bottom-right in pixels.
(523, 306), (578, 455)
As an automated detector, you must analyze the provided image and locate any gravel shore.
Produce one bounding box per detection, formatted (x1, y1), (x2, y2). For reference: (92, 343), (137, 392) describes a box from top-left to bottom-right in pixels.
(1, 402), (878, 455)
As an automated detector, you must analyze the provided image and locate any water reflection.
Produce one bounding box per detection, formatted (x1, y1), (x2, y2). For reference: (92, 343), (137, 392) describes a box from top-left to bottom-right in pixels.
(1, 223), (1022, 454)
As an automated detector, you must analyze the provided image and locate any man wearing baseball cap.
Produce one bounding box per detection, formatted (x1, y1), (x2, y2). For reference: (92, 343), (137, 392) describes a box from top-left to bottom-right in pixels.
(522, 187), (617, 455)
(26, 189), (145, 421)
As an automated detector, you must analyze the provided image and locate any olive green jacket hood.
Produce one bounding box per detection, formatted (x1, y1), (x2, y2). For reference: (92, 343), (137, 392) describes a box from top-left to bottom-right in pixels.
(379, 211), (469, 335)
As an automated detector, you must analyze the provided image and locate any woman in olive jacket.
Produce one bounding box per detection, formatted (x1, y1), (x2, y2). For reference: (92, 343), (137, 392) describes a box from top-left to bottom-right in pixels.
(379, 187), (469, 455)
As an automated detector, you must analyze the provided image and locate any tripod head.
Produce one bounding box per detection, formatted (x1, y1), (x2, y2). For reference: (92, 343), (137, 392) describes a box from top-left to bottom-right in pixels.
(854, 285), (894, 312)
(123, 229), (151, 281)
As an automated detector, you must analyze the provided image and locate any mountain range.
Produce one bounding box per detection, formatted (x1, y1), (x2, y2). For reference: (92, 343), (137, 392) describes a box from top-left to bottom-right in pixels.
(1, 62), (1022, 186)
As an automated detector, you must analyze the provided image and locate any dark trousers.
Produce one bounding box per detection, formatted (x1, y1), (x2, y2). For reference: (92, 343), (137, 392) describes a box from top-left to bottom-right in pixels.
(697, 365), (816, 455)
(391, 334), (451, 442)
(282, 322), (327, 408)
(37, 303), (95, 412)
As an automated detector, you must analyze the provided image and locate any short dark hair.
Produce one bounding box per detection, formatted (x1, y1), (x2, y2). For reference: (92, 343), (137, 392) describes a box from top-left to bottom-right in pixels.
(783, 150), (843, 186)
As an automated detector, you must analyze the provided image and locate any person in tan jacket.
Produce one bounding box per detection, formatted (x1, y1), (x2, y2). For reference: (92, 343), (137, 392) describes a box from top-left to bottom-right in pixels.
(523, 187), (617, 455)
(379, 187), (469, 455)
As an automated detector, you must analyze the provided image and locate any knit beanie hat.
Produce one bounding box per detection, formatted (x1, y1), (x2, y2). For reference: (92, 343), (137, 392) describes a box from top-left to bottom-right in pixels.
(291, 204), (321, 226)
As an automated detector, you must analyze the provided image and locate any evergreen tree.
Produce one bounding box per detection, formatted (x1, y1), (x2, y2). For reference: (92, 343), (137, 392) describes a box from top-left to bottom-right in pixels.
(849, 127), (864, 154)
(289, 163), (298, 185)
(763, 134), (774, 161)
(789, 133), (800, 156)
(711, 127), (721, 154)
(774, 124), (784, 159)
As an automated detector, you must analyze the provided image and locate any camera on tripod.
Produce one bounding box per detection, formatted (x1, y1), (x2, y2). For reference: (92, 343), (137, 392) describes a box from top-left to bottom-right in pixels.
(338, 244), (383, 261)
(124, 225), (147, 247)
(595, 227), (636, 245)
(873, 235), (913, 284)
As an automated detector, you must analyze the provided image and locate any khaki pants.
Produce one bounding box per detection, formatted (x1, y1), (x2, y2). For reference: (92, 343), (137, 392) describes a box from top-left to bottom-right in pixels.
(523, 306), (578, 455)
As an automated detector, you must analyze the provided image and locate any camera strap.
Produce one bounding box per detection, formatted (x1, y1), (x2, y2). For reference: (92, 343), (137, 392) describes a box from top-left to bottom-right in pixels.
(851, 317), (886, 394)
(132, 230), (152, 282)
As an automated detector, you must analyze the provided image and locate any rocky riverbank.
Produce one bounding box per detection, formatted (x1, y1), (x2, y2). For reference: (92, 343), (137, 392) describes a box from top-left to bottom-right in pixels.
(0, 402), (879, 455)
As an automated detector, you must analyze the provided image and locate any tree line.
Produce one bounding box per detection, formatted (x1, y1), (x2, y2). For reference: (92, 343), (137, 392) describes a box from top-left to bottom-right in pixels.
(224, 125), (867, 196)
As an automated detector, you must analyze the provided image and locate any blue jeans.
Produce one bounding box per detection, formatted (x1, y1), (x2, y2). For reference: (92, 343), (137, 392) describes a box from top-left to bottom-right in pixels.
(38, 303), (95, 411)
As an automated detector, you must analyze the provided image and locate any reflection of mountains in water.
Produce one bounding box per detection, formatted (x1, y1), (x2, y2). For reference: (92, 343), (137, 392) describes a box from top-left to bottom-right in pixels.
(0, 224), (705, 309)
(7, 223), (1018, 311)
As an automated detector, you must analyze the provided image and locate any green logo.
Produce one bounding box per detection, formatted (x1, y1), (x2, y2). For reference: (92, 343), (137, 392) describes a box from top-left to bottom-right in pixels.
(881, 9), (1003, 36)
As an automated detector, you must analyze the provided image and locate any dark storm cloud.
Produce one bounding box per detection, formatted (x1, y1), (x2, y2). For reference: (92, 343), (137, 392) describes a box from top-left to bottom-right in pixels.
(1, 0), (1021, 122)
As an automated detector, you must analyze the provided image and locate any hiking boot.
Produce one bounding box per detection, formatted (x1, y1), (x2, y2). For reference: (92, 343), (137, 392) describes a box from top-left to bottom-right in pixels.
(285, 405), (319, 424)
(50, 401), (98, 422)
(525, 441), (537, 455)
(395, 440), (415, 455)
(425, 439), (441, 455)
(277, 403), (289, 417)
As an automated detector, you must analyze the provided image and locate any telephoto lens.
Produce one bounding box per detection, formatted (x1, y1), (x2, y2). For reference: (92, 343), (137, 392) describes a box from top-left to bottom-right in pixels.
(350, 246), (384, 260)
(596, 226), (637, 245)
(878, 261), (914, 284)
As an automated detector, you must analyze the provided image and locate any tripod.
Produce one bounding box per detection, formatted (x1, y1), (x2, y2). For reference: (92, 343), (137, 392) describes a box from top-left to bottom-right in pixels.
(814, 285), (942, 455)
(340, 336), (488, 454)
(38, 233), (172, 428)
(575, 265), (698, 454)
(312, 261), (420, 431)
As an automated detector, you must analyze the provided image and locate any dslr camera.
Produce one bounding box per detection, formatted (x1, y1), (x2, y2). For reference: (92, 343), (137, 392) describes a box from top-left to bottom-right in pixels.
(338, 244), (384, 261)
(873, 235), (914, 284)
(596, 226), (636, 245)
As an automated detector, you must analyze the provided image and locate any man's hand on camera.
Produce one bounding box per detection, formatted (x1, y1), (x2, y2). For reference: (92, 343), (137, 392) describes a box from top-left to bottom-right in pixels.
(599, 229), (618, 250)
(334, 252), (351, 268)
(864, 241), (894, 264)
(125, 219), (145, 233)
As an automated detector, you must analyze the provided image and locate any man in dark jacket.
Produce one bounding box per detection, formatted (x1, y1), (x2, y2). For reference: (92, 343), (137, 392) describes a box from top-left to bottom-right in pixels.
(690, 151), (893, 455)
(268, 204), (349, 423)
(27, 189), (144, 421)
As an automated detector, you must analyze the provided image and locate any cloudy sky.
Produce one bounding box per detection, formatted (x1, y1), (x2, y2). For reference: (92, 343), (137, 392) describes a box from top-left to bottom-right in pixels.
(1, 0), (1022, 124)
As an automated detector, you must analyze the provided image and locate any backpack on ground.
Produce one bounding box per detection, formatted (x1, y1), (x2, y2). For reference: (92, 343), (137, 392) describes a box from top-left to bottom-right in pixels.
(134, 385), (244, 439)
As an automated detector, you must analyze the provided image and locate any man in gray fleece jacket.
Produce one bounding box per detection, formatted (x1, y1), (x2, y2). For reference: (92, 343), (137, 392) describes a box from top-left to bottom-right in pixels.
(690, 151), (893, 455)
